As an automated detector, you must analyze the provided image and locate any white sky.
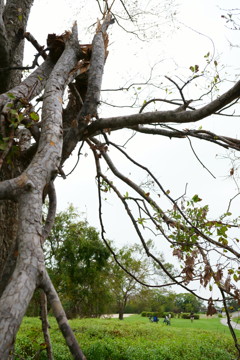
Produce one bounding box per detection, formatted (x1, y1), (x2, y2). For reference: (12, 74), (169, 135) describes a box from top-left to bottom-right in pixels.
(26, 0), (240, 297)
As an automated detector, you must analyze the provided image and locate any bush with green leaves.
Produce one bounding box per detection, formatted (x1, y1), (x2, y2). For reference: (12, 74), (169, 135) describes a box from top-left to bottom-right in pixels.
(163, 311), (175, 318)
(141, 311), (162, 318)
(43, 205), (112, 318)
(181, 313), (199, 319)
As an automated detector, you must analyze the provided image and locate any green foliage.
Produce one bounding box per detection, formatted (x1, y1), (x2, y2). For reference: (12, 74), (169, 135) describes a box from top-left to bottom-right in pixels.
(163, 311), (175, 319)
(166, 194), (240, 292)
(141, 311), (162, 318)
(14, 317), (46, 359)
(141, 311), (175, 319)
(15, 316), (239, 360)
(0, 95), (40, 167)
(226, 299), (240, 312)
(29, 111), (39, 121)
(181, 313), (199, 320)
(107, 243), (152, 317)
(174, 293), (203, 313)
(128, 288), (204, 316)
(42, 206), (174, 319)
(43, 205), (112, 318)
(0, 136), (10, 151)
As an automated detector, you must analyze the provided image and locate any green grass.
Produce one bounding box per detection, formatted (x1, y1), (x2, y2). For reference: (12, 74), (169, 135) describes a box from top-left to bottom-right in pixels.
(15, 315), (240, 360)
(164, 316), (240, 334)
(125, 314), (240, 335)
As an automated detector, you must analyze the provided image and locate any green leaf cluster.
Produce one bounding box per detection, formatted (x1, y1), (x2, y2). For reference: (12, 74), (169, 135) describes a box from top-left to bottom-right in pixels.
(44, 205), (112, 318)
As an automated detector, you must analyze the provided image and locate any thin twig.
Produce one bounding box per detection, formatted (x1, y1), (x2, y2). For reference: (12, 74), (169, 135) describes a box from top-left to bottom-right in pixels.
(24, 32), (48, 60)
(0, 53), (42, 72)
(187, 136), (216, 178)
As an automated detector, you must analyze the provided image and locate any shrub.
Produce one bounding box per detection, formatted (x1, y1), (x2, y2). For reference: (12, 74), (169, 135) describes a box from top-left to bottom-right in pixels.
(163, 312), (175, 319)
(141, 311), (162, 318)
(181, 313), (199, 319)
(16, 316), (238, 360)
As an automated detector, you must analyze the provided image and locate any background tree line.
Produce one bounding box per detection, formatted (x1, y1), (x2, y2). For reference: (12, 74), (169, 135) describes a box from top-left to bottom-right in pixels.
(27, 205), (204, 319)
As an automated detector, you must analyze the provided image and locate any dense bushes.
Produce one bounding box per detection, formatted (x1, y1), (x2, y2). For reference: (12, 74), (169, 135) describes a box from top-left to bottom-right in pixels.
(141, 311), (198, 319)
(181, 313), (199, 319)
(163, 311), (175, 319)
(141, 311), (162, 318)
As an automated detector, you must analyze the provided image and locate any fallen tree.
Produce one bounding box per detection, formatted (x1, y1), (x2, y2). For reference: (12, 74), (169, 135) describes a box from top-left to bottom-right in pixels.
(0, 1), (239, 359)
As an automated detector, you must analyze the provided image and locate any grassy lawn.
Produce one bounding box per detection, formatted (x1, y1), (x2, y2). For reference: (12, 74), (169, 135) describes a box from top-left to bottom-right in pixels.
(15, 315), (240, 360)
(125, 314), (240, 335)
(162, 316), (239, 334)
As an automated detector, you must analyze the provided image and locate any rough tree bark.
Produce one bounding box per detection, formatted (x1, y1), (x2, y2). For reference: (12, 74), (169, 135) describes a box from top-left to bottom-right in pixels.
(0, 0), (34, 298)
(0, 1), (240, 359)
(0, 0), (113, 356)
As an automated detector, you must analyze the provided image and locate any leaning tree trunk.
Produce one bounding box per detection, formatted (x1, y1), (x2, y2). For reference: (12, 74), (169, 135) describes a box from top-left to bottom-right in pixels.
(0, 24), (80, 358)
(0, 2), (112, 355)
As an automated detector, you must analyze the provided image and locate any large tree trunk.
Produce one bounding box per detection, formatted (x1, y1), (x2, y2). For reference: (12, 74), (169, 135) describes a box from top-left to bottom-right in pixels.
(118, 309), (124, 321)
(0, 1), (112, 354)
(0, 0), (33, 297)
(0, 198), (18, 297)
(0, 32), (78, 358)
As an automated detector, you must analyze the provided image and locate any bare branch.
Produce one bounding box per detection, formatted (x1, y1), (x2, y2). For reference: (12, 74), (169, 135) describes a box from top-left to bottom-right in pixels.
(86, 80), (240, 136)
(119, 0), (133, 21)
(93, 138), (240, 259)
(0, 53), (43, 72)
(41, 271), (87, 360)
(24, 32), (48, 60)
(165, 75), (188, 103)
(39, 291), (54, 360)
(187, 137), (216, 178)
(91, 141), (207, 297)
(139, 98), (195, 113)
(42, 182), (57, 243)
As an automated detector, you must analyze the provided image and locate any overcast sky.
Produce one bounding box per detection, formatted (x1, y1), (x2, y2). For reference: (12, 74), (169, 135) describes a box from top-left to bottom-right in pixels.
(25, 0), (240, 297)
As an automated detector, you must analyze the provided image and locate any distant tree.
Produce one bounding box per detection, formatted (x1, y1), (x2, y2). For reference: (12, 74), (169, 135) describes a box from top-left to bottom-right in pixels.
(151, 290), (177, 313)
(108, 244), (149, 320)
(174, 293), (203, 314)
(107, 242), (176, 319)
(44, 205), (111, 318)
(128, 289), (205, 315)
(126, 287), (156, 314)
